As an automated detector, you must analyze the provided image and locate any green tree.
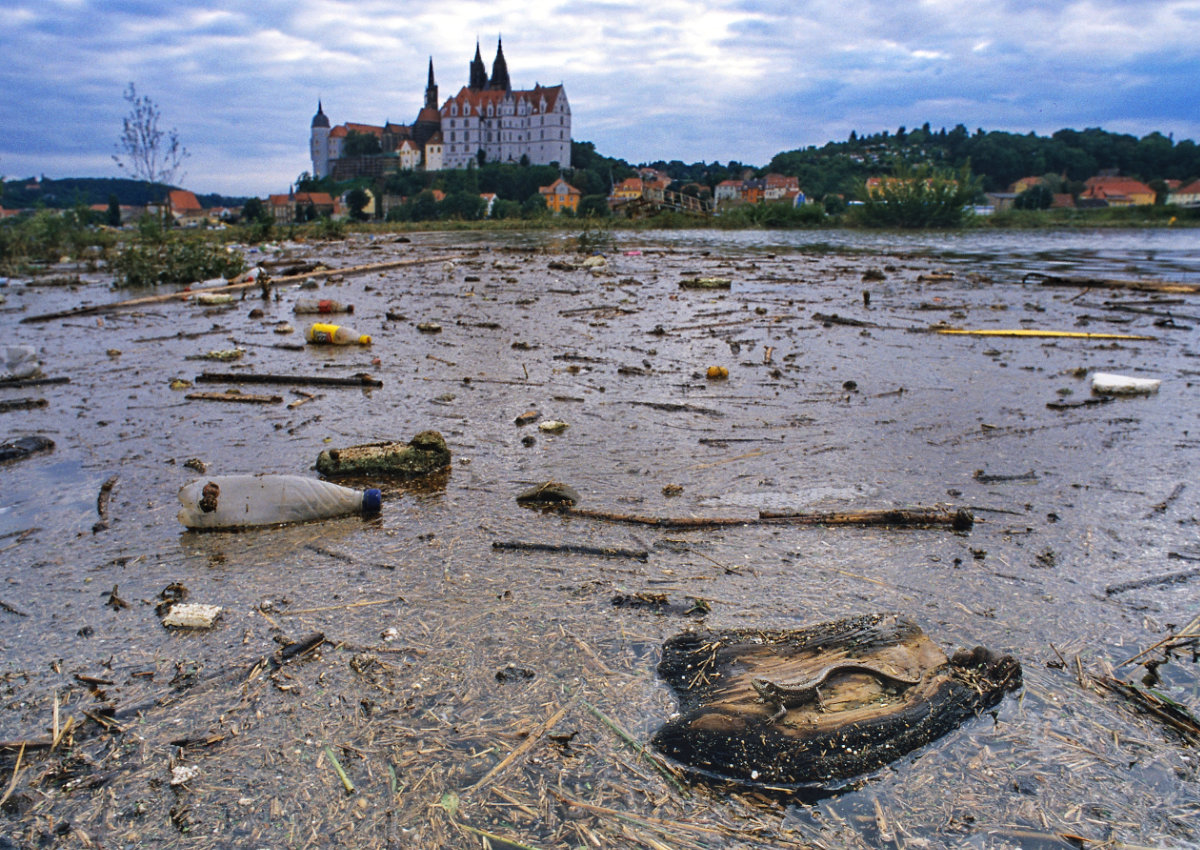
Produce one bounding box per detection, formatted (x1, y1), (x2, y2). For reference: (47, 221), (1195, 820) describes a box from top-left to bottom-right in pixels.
(345, 187), (371, 220)
(1014, 184), (1054, 210)
(343, 131), (381, 157)
(521, 193), (547, 218)
(854, 162), (980, 228)
(578, 194), (610, 218)
(241, 197), (269, 223)
(439, 191), (485, 220)
(106, 194), (122, 227)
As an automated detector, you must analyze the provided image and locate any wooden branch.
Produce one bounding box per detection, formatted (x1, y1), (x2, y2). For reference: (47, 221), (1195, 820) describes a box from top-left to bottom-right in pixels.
(491, 540), (649, 561)
(195, 371), (382, 388)
(555, 505), (972, 531)
(185, 391), (282, 404)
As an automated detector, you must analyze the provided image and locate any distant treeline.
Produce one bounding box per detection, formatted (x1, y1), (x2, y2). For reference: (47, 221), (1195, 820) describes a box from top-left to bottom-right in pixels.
(8, 125), (1198, 211)
(0, 176), (248, 210)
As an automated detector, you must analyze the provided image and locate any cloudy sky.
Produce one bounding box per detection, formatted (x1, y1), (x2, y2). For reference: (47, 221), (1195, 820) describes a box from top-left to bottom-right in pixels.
(3, 0), (1198, 198)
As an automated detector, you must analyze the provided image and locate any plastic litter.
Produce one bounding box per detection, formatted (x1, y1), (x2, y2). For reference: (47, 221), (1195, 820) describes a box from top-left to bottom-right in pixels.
(294, 298), (353, 315)
(178, 474), (381, 529)
(305, 322), (372, 345)
(1, 345), (40, 381)
(1091, 372), (1161, 395)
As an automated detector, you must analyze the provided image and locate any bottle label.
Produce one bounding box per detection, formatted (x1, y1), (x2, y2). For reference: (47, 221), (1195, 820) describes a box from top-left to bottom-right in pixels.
(318, 300), (334, 313)
(309, 322), (339, 344)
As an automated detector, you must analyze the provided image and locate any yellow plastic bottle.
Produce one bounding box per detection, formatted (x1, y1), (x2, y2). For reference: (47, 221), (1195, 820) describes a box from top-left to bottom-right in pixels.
(305, 322), (371, 345)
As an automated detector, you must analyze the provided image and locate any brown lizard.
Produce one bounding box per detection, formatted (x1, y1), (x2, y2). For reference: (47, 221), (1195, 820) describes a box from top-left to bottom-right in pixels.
(751, 662), (921, 721)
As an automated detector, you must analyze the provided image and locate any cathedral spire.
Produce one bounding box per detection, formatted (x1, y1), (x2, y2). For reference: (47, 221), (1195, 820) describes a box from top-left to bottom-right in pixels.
(469, 40), (488, 90)
(489, 36), (510, 91)
(424, 57), (438, 109)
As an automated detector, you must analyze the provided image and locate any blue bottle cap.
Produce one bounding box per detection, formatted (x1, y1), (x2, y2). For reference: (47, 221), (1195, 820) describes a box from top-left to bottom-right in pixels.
(362, 488), (382, 515)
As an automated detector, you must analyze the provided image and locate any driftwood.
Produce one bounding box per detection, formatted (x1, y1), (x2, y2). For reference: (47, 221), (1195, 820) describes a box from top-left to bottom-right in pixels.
(185, 390), (282, 404)
(492, 540), (649, 561)
(557, 504), (972, 532)
(21, 254), (465, 323)
(651, 613), (1021, 789)
(1023, 271), (1200, 295)
(0, 376), (69, 389)
(93, 474), (117, 533)
(1105, 567), (1200, 596)
(196, 371), (382, 388)
(0, 397), (47, 413)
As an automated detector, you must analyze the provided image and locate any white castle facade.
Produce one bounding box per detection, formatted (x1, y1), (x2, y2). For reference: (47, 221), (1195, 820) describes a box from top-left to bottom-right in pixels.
(310, 39), (570, 178)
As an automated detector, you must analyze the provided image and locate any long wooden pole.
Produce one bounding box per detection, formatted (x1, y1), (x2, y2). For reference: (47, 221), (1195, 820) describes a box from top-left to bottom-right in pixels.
(21, 253), (464, 323)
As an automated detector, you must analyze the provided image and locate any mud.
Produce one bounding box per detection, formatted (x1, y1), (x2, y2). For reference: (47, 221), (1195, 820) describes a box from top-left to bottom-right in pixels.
(1, 227), (1199, 848)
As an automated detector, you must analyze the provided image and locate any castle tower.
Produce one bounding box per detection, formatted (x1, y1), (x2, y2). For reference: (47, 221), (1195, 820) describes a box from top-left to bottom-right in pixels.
(310, 100), (331, 179)
(489, 37), (511, 91)
(424, 58), (438, 109)
(469, 41), (488, 90)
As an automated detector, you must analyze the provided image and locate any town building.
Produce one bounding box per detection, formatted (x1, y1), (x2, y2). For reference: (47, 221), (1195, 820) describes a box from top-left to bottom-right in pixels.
(539, 178), (581, 214)
(1168, 179), (1200, 207)
(311, 39), (570, 178)
(268, 191), (337, 224)
(1079, 176), (1155, 206)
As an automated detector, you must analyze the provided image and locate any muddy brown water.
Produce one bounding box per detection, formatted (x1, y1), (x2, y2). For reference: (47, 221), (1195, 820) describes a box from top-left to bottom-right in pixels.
(1, 228), (1198, 847)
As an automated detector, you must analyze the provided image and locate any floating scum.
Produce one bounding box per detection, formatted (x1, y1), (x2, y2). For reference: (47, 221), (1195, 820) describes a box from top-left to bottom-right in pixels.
(1, 231), (1199, 848)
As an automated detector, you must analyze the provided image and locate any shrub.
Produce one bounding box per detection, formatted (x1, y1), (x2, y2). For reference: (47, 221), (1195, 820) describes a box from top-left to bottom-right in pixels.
(112, 237), (245, 287)
(852, 162), (980, 228)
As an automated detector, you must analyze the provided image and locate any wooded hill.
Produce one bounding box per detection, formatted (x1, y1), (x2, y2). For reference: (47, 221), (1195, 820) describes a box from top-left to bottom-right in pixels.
(0, 177), (248, 210)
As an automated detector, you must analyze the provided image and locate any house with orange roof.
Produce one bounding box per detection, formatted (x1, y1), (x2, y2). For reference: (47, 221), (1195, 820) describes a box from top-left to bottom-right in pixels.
(1080, 176), (1155, 206)
(1168, 179), (1200, 208)
(612, 178), (644, 201)
(268, 191), (336, 223)
(538, 178), (581, 214)
(168, 190), (205, 226)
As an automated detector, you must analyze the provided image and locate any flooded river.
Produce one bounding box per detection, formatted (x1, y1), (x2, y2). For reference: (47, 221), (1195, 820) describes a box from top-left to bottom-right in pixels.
(1, 227), (1198, 848)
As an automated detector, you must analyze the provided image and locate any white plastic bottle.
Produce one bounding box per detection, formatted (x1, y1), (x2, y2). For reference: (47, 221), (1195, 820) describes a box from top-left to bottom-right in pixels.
(294, 298), (354, 315)
(178, 474), (382, 529)
(305, 322), (372, 345)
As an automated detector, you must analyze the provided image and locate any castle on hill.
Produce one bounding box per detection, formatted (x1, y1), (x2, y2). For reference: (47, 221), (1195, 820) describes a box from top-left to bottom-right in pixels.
(310, 39), (571, 179)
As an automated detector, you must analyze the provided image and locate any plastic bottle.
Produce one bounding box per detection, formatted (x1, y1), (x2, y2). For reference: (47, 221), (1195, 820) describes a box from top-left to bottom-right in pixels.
(178, 474), (382, 529)
(305, 322), (372, 345)
(294, 298), (354, 315)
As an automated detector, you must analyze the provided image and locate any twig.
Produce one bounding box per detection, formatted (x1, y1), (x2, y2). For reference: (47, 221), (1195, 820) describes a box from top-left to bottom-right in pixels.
(276, 597), (403, 616)
(581, 698), (688, 796)
(492, 540), (649, 561)
(556, 504), (972, 532)
(185, 391), (282, 404)
(465, 694), (578, 795)
(323, 745), (355, 794)
(196, 372), (382, 388)
(0, 743), (24, 809)
(452, 822), (546, 850)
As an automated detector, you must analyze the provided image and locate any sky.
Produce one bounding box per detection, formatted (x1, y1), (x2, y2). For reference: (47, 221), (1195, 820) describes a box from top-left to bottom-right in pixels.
(2, 0), (1199, 198)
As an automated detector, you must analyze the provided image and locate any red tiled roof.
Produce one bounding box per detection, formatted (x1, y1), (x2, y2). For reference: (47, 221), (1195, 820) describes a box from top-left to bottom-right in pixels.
(169, 190), (203, 213)
(1083, 176), (1153, 195)
(441, 84), (565, 117)
(344, 123), (385, 137)
(1174, 179), (1200, 195)
(539, 177), (580, 196)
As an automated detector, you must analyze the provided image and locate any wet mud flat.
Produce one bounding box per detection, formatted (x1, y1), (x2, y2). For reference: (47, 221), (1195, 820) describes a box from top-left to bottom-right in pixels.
(0, 230), (1198, 848)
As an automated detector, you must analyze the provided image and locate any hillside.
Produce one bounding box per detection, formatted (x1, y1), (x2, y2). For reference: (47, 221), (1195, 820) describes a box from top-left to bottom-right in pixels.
(0, 176), (249, 210)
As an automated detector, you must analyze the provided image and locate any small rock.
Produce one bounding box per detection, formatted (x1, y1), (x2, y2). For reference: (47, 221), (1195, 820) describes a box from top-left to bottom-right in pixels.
(516, 481), (580, 507)
(538, 420), (568, 434)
